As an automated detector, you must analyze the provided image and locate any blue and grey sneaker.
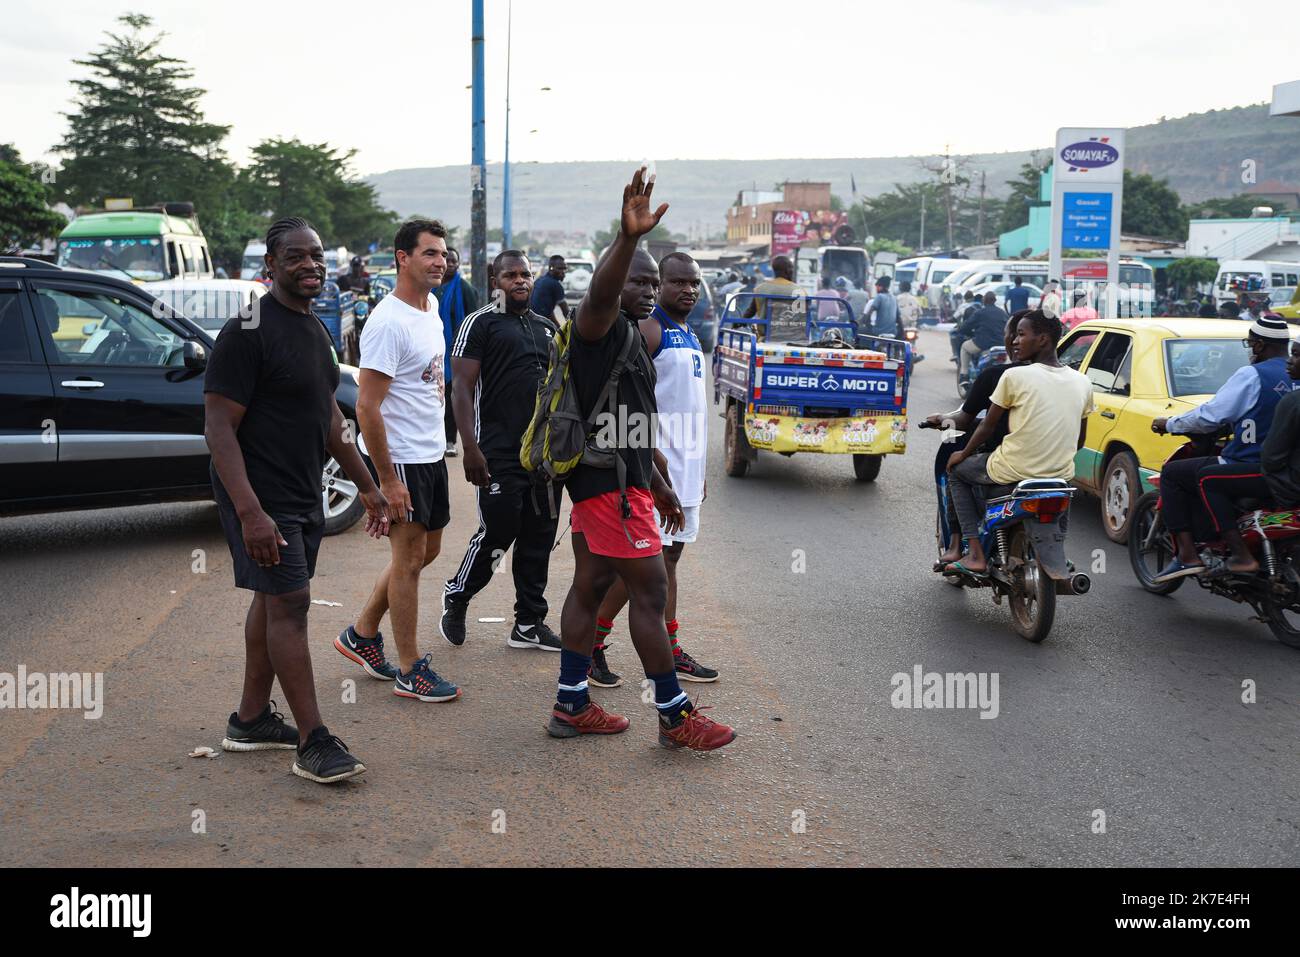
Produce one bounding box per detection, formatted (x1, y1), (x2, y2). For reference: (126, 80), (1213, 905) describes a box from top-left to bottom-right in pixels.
(334, 625), (399, 680)
(292, 726), (366, 784)
(221, 701), (299, 751)
(393, 654), (461, 703)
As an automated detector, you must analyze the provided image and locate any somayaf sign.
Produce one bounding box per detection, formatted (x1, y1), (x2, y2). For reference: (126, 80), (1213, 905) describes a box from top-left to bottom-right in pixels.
(1049, 127), (1125, 319)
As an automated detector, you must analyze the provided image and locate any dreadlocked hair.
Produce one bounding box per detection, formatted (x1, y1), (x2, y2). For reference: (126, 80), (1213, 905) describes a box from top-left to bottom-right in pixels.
(266, 217), (315, 256)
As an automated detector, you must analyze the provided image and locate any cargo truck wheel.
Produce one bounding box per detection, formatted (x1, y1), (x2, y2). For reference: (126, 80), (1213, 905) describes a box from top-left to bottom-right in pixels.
(853, 454), (882, 483)
(724, 403), (750, 477)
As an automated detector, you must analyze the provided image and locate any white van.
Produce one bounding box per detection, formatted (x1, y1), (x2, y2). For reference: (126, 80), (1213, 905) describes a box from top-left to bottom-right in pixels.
(953, 261), (1051, 296)
(240, 241), (266, 280)
(1214, 259), (1300, 307)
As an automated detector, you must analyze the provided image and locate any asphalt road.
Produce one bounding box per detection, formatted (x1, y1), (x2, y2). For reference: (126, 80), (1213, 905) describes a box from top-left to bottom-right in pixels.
(1, 328), (1296, 866)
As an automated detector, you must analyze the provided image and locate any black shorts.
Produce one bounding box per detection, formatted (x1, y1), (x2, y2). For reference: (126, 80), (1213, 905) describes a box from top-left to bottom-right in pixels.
(216, 500), (324, 596)
(363, 455), (451, 530)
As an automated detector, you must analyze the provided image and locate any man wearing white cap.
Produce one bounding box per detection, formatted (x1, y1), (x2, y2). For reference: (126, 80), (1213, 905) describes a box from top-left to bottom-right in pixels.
(1151, 313), (1296, 580)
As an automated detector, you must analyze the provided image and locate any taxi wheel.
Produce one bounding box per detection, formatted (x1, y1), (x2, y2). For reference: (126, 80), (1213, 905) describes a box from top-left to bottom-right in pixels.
(1101, 451), (1140, 544)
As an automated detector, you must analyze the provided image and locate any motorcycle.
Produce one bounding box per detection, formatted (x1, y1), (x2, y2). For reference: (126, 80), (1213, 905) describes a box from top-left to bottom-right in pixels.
(955, 343), (1009, 400)
(1128, 440), (1300, 649)
(923, 424), (1091, 643)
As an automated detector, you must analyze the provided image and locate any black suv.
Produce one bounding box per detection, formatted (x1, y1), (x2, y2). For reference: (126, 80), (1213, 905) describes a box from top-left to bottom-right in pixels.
(0, 258), (366, 533)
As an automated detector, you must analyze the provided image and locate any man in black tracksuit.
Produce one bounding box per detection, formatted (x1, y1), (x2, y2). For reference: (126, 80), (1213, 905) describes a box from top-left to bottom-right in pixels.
(440, 250), (563, 651)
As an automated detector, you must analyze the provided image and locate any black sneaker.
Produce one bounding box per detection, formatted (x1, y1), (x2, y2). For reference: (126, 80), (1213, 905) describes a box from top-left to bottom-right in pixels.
(673, 645), (719, 683)
(221, 701), (299, 751)
(440, 592), (468, 647)
(588, 643), (622, 688)
(292, 727), (366, 784)
(508, 620), (562, 651)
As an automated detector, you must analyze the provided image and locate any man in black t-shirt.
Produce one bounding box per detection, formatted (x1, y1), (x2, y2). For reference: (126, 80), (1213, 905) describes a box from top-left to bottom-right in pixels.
(544, 168), (736, 752)
(440, 250), (564, 651)
(205, 217), (388, 785)
(924, 313), (1022, 564)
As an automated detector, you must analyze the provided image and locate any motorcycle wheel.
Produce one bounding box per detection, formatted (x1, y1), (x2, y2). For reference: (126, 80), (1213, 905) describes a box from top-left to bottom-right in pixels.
(1263, 601), (1300, 649)
(723, 402), (750, 478)
(1007, 527), (1056, 643)
(1127, 491), (1183, 595)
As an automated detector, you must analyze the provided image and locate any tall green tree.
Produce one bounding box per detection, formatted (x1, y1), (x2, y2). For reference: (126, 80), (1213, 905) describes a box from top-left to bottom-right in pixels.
(1121, 170), (1185, 239)
(55, 13), (231, 210)
(1165, 257), (1219, 297)
(0, 145), (67, 252)
(244, 138), (397, 251)
(998, 156), (1048, 235)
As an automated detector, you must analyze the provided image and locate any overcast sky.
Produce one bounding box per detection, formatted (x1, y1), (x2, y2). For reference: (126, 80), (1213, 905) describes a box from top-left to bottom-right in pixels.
(3, 0), (1296, 177)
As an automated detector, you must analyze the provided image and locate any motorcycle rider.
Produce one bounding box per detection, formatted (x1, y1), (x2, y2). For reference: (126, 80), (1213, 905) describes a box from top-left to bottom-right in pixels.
(949, 290), (978, 362)
(942, 308), (1093, 576)
(863, 275), (900, 339)
(924, 312), (1024, 564)
(955, 292), (1008, 383)
(897, 281), (921, 332)
(1151, 314), (1296, 580)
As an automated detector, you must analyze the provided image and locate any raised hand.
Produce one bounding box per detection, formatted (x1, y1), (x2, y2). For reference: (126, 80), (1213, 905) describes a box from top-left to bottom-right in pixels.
(620, 166), (669, 239)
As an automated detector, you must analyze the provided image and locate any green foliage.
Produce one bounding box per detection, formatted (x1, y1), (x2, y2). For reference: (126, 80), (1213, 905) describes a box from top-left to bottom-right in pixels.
(0, 145), (67, 252)
(998, 157), (1047, 235)
(867, 237), (914, 258)
(857, 179), (1001, 249)
(590, 218), (677, 252)
(1121, 170), (1185, 239)
(54, 14), (231, 210)
(1182, 194), (1259, 220)
(1165, 257), (1219, 296)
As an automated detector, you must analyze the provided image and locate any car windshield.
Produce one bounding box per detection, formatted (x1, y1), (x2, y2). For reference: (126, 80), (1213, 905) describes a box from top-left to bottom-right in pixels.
(240, 255), (264, 276)
(58, 236), (167, 281)
(1165, 338), (1250, 397)
(821, 249), (868, 290)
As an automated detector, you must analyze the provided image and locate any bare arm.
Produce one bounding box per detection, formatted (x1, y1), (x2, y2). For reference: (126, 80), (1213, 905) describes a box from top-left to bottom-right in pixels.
(637, 316), (663, 356)
(204, 392), (285, 566)
(947, 403), (1007, 471)
(575, 167), (668, 343)
(356, 368), (411, 523)
(326, 401), (388, 538)
(451, 356), (490, 486)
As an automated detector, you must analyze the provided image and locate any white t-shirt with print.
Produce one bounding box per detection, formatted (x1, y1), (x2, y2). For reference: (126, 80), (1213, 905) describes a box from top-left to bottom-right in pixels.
(358, 291), (446, 464)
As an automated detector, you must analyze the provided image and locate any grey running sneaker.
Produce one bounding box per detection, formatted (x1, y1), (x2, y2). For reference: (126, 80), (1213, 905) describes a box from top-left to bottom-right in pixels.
(221, 701), (299, 751)
(292, 727), (366, 784)
(508, 620), (562, 651)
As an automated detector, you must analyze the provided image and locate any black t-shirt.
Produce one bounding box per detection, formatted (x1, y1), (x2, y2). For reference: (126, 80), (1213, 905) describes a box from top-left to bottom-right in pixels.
(204, 293), (340, 518)
(566, 313), (658, 503)
(961, 361), (1021, 454)
(452, 306), (557, 472)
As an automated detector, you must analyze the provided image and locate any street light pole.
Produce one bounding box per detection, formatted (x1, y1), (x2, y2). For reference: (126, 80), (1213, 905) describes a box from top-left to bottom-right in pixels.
(502, 0), (513, 249)
(470, 0), (488, 304)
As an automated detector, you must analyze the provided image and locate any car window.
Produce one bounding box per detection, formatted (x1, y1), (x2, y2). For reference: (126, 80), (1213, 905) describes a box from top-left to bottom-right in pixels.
(35, 287), (185, 367)
(0, 289), (33, 363)
(1084, 332), (1133, 394)
(1058, 330), (1099, 370)
(1164, 338), (1250, 398)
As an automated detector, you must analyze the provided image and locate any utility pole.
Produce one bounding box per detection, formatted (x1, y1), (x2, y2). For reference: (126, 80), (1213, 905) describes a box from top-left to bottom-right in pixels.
(502, 0), (513, 249)
(976, 170), (986, 246)
(470, 0), (488, 304)
(919, 191), (926, 250)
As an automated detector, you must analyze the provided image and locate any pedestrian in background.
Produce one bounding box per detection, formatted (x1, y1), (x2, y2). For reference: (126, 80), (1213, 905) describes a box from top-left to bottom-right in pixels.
(434, 247), (480, 456)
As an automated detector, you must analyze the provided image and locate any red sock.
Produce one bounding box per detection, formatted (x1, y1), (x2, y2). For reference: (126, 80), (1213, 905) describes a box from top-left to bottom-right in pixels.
(595, 617), (614, 651)
(666, 618), (680, 654)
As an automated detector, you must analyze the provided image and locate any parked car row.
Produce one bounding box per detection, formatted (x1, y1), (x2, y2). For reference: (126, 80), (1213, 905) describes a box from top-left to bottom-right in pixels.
(0, 258), (368, 534)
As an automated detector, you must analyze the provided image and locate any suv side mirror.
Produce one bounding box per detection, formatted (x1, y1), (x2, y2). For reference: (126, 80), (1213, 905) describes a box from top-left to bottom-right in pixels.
(183, 340), (207, 371)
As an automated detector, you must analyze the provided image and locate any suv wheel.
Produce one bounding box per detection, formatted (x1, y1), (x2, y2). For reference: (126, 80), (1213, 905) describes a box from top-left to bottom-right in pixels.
(322, 457), (365, 535)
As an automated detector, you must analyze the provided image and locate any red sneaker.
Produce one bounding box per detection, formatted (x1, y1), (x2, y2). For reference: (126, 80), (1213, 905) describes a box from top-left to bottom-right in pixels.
(658, 705), (737, 751)
(547, 700), (630, 738)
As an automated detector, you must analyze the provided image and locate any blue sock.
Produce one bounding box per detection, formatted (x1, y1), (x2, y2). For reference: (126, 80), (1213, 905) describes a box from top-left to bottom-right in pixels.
(647, 670), (688, 720)
(556, 649), (591, 712)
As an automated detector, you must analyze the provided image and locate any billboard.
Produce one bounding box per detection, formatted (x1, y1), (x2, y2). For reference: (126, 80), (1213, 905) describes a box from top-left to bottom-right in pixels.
(771, 209), (849, 258)
(1048, 128), (1125, 319)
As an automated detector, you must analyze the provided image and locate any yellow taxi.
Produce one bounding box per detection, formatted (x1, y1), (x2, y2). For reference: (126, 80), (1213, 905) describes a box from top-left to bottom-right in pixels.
(1275, 286), (1300, 321)
(1058, 317), (1259, 543)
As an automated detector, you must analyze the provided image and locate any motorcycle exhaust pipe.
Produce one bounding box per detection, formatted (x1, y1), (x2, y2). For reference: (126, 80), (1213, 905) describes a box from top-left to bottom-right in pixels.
(1055, 573), (1092, 595)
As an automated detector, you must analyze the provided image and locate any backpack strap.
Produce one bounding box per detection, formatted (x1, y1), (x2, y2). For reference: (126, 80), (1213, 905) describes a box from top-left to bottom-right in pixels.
(582, 318), (639, 435)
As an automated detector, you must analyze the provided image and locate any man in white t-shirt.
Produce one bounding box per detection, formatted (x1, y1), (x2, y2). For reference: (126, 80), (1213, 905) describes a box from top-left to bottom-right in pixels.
(336, 220), (461, 704)
(943, 309), (1094, 576)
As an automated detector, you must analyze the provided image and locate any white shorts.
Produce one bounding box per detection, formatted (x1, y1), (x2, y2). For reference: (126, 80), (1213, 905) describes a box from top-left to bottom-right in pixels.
(656, 504), (701, 546)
